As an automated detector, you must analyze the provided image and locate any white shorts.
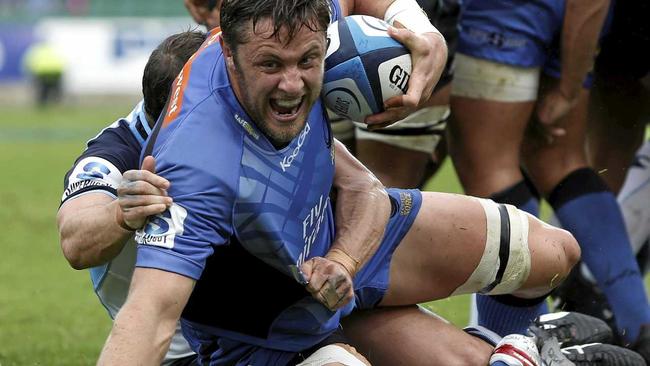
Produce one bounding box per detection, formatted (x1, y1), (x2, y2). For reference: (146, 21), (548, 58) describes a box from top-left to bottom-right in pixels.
(451, 53), (541, 102)
(355, 106), (449, 154)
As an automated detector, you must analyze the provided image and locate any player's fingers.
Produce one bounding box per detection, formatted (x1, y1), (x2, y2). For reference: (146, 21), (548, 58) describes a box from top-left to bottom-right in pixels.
(118, 194), (173, 209)
(305, 264), (328, 294)
(318, 281), (341, 310)
(364, 107), (410, 129)
(122, 169), (171, 190)
(122, 204), (169, 221)
(385, 90), (420, 111)
(319, 276), (352, 310)
(118, 179), (170, 198)
(314, 289), (333, 310)
(550, 127), (566, 138)
(386, 27), (434, 100)
(140, 155), (156, 174)
(535, 104), (553, 126)
(386, 25), (424, 53)
(401, 72), (427, 106)
(331, 285), (355, 310)
(300, 259), (315, 284)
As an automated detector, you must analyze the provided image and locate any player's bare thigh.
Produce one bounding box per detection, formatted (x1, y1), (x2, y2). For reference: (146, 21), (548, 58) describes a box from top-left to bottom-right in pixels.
(343, 305), (491, 366)
(379, 192), (580, 306)
(448, 55), (538, 196)
(522, 75), (591, 195)
(380, 192), (487, 304)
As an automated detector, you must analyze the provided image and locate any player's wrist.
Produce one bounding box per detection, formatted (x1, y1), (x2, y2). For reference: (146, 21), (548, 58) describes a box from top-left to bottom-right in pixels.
(325, 248), (359, 277)
(384, 0), (441, 35)
(114, 204), (137, 232)
(557, 81), (580, 103)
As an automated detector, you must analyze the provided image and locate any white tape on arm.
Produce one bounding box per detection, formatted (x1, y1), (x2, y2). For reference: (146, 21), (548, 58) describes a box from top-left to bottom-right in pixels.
(384, 0), (441, 35)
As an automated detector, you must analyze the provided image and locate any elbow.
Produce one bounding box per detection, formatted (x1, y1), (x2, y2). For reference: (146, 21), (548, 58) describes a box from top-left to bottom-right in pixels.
(61, 243), (88, 270)
(364, 173), (389, 204)
(61, 238), (87, 270)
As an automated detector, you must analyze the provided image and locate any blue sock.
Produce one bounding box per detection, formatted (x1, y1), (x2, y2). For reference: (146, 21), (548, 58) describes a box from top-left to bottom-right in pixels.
(491, 177), (540, 217)
(549, 168), (650, 343)
(477, 294), (548, 336)
(476, 180), (546, 336)
(490, 362), (510, 366)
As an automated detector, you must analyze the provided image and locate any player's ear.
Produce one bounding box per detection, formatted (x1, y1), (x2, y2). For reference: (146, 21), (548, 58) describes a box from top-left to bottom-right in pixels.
(220, 38), (235, 69)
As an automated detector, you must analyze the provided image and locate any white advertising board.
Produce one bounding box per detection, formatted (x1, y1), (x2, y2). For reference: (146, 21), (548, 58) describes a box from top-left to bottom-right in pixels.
(35, 17), (199, 95)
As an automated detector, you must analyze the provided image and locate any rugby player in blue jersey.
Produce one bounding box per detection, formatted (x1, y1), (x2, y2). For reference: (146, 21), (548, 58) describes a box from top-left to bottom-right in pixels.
(56, 2), (473, 365)
(95, 1), (584, 365)
(57, 2), (484, 365)
(447, 0), (650, 355)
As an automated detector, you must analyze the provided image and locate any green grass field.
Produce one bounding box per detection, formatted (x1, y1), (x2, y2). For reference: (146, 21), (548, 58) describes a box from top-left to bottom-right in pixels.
(0, 102), (645, 364)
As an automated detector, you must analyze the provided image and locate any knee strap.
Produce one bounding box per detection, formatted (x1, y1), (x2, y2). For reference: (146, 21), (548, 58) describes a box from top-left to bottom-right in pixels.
(452, 198), (532, 296)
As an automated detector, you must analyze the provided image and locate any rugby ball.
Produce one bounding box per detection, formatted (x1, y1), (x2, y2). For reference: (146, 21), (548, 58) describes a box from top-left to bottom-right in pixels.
(323, 15), (412, 123)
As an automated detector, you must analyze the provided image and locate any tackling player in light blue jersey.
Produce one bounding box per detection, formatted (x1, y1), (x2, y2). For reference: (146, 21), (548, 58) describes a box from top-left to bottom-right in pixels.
(97, 1), (582, 365)
(58, 31), (207, 366)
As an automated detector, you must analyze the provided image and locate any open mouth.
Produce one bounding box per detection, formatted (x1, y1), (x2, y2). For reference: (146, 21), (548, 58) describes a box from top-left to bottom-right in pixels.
(270, 97), (303, 121)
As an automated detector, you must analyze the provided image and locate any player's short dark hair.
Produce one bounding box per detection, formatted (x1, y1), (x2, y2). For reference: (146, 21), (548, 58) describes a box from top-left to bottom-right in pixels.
(220, 0), (330, 52)
(142, 30), (205, 126)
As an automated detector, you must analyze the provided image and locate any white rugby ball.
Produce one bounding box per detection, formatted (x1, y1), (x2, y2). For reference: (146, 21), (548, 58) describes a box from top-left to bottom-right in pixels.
(323, 15), (412, 123)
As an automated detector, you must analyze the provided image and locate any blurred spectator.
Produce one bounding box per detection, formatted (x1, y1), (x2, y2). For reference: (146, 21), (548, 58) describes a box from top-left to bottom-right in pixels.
(22, 41), (65, 106)
(66, 0), (88, 15)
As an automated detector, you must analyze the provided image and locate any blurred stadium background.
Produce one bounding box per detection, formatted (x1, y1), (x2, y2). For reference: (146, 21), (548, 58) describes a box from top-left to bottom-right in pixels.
(1, 2), (197, 365)
(0, 2), (645, 365)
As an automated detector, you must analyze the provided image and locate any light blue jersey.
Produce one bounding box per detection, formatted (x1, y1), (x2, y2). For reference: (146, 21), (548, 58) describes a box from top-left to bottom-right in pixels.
(59, 101), (195, 365)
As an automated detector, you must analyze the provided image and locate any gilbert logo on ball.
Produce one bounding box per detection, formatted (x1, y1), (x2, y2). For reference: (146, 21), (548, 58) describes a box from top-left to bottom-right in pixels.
(323, 15), (412, 123)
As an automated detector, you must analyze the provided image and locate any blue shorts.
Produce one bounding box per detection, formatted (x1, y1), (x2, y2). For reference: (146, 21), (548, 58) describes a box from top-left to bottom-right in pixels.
(181, 330), (350, 366)
(353, 188), (422, 309)
(457, 0), (601, 87)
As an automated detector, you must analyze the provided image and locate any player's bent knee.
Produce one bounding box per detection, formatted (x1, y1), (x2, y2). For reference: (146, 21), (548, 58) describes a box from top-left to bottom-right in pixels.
(296, 344), (370, 366)
(451, 198), (532, 296)
(516, 221), (580, 298)
(553, 226), (581, 280)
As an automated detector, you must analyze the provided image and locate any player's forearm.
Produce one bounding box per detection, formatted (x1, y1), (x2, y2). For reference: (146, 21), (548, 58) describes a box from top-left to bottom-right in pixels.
(559, 0), (610, 99)
(58, 199), (132, 269)
(98, 268), (191, 365)
(329, 140), (391, 274)
(98, 303), (173, 365)
(342, 0), (390, 18)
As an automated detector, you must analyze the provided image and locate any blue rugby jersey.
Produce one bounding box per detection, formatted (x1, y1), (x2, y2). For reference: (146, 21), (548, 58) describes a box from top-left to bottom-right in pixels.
(59, 101), (195, 364)
(135, 2), (350, 357)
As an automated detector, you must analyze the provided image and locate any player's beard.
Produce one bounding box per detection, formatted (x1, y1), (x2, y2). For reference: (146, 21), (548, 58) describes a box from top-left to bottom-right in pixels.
(232, 58), (319, 149)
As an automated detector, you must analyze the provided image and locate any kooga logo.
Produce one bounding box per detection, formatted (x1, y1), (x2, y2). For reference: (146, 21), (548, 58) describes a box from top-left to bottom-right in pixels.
(389, 65), (410, 94)
(280, 123), (311, 172)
